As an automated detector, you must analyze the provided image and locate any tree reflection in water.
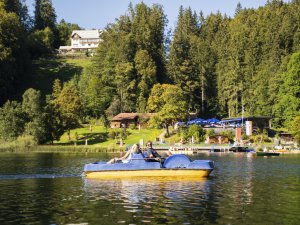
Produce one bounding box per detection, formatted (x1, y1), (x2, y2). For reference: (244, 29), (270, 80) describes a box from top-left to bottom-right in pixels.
(83, 177), (218, 224)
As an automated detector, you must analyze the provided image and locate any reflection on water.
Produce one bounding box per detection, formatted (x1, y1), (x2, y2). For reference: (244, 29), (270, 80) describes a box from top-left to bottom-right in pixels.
(0, 152), (299, 225)
(83, 177), (216, 224)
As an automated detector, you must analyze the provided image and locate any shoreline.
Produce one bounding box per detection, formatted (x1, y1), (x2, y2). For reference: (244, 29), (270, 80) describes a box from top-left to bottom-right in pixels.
(0, 145), (299, 154)
(0, 145), (126, 153)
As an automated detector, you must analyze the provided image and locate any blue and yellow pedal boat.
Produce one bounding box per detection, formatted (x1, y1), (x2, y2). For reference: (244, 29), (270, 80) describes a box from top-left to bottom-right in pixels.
(84, 154), (214, 179)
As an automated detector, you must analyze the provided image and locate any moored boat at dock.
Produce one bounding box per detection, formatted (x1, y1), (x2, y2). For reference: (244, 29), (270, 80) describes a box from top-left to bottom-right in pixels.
(229, 146), (255, 153)
(256, 151), (280, 156)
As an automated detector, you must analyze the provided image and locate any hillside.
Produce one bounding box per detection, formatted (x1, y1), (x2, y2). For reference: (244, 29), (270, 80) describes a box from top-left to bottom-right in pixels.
(17, 57), (92, 100)
(55, 125), (162, 148)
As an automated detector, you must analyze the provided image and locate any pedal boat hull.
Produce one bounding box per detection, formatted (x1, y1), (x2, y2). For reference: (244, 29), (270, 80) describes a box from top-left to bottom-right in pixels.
(84, 154), (214, 179)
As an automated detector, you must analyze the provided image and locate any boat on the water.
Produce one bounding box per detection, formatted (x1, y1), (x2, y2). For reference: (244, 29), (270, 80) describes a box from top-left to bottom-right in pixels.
(83, 154), (214, 179)
(169, 147), (197, 155)
(229, 146), (255, 153)
(256, 151), (280, 156)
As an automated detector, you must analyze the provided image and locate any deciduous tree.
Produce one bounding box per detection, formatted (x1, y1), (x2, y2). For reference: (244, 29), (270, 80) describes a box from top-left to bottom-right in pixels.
(147, 84), (187, 136)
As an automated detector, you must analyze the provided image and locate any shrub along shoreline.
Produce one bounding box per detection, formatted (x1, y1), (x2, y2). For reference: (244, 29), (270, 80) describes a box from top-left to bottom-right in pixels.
(0, 145), (125, 153)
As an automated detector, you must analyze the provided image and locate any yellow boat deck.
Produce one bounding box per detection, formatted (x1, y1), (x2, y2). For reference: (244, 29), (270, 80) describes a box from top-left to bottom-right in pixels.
(85, 169), (212, 179)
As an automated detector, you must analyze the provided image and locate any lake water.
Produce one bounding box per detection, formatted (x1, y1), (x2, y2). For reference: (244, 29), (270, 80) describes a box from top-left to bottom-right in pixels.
(0, 152), (299, 225)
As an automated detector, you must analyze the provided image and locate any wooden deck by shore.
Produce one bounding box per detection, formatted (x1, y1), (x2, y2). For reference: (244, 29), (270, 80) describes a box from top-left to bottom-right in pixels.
(0, 144), (298, 154)
(152, 145), (231, 151)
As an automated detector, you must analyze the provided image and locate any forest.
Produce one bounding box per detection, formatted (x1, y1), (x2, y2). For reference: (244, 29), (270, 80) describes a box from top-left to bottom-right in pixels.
(0, 0), (299, 145)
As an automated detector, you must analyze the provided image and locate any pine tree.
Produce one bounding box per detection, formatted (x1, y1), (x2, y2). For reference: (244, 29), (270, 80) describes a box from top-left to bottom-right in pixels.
(34, 0), (56, 31)
(3, 0), (31, 30)
(168, 6), (199, 112)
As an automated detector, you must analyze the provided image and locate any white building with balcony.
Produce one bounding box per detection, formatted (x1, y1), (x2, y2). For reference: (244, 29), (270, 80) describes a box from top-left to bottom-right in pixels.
(71, 29), (102, 51)
(59, 29), (102, 53)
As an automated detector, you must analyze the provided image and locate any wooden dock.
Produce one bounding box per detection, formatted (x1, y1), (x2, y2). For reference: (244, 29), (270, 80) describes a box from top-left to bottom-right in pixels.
(150, 145), (231, 153)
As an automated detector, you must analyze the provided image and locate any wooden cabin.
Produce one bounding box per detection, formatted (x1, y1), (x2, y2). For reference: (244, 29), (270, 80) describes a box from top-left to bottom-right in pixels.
(110, 113), (155, 128)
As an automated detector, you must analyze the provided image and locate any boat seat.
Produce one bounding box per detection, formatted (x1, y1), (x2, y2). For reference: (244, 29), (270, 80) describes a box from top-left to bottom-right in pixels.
(129, 153), (145, 160)
(129, 153), (161, 168)
(163, 154), (191, 168)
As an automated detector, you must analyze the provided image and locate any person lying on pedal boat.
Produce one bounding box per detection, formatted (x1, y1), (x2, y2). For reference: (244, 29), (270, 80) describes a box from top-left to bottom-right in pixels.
(107, 144), (142, 164)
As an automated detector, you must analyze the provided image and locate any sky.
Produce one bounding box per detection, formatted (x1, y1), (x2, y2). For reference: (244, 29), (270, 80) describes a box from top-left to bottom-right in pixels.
(25, 0), (286, 30)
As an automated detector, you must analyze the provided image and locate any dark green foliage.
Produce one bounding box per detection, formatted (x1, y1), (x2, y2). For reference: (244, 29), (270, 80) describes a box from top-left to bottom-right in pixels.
(178, 125), (206, 143)
(3, 0), (31, 31)
(22, 88), (47, 144)
(34, 0), (56, 31)
(77, 66), (112, 118)
(290, 116), (300, 144)
(47, 79), (83, 142)
(27, 27), (54, 58)
(82, 2), (167, 118)
(168, 7), (199, 112)
(273, 51), (300, 127)
(0, 88), (52, 144)
(33, 0), (64, 49)
(0, 2), (29, 105)
(57, 19), (81, 46)
(134, 49), (156, 112)
(188, 124), (206, 142)
(0, 101), (26, 141)
(147, 84), (187, 136)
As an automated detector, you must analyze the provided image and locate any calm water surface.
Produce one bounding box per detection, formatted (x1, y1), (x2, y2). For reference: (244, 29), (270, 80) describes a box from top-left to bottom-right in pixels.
(0, 152), (299, 225)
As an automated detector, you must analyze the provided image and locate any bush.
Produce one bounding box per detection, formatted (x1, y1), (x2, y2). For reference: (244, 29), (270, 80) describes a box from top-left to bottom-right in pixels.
(108, 130), (118, 139)
(241, 133), (248, 141)
(118, 128), (130, 140)
(178, 126), (188, 142)
(129, 124), (136, 130)
(188, 124), (206, 142)
(13, 135), (37, 148)
(27, 27), (54, 58)
(264, 137), (272, 143)
(249, 135), (255, 143)
(221, 130), (234, 140)
(206, 129), (216, 137)
(148, 115), (161, 129)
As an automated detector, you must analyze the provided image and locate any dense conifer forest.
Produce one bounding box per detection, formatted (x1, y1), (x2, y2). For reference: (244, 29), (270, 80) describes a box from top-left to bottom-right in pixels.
(0, 0), (299, 144)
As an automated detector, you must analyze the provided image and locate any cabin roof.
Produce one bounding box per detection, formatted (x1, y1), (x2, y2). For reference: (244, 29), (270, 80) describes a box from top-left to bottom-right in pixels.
(111, 113), (139, 121)
(111, 113), (156, 121)
(71, 30), (102, 39)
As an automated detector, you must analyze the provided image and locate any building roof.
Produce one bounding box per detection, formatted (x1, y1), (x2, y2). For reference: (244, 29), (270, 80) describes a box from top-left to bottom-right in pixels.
(111, 113), (156, 121)
(111, 113), (139, 121)
(71, 30), (102, 39)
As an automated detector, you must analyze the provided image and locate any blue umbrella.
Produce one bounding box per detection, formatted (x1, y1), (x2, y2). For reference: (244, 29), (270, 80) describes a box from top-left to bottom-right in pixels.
(207, 118), (220, 123)
(187, 118), (205, 125)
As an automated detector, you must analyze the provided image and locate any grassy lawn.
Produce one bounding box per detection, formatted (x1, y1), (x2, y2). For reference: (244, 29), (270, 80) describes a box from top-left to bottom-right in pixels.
(55, 125), (162, 148)
(18, 57), (92, 98)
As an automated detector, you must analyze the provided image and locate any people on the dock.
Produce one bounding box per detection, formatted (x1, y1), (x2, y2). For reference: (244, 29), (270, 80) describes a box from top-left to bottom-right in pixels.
(107, 144), (141, 164)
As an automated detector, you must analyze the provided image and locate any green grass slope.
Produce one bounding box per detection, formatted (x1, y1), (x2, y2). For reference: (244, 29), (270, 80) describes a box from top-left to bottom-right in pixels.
(55, 126), (162, 148)
(18, 57), (92, 98)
